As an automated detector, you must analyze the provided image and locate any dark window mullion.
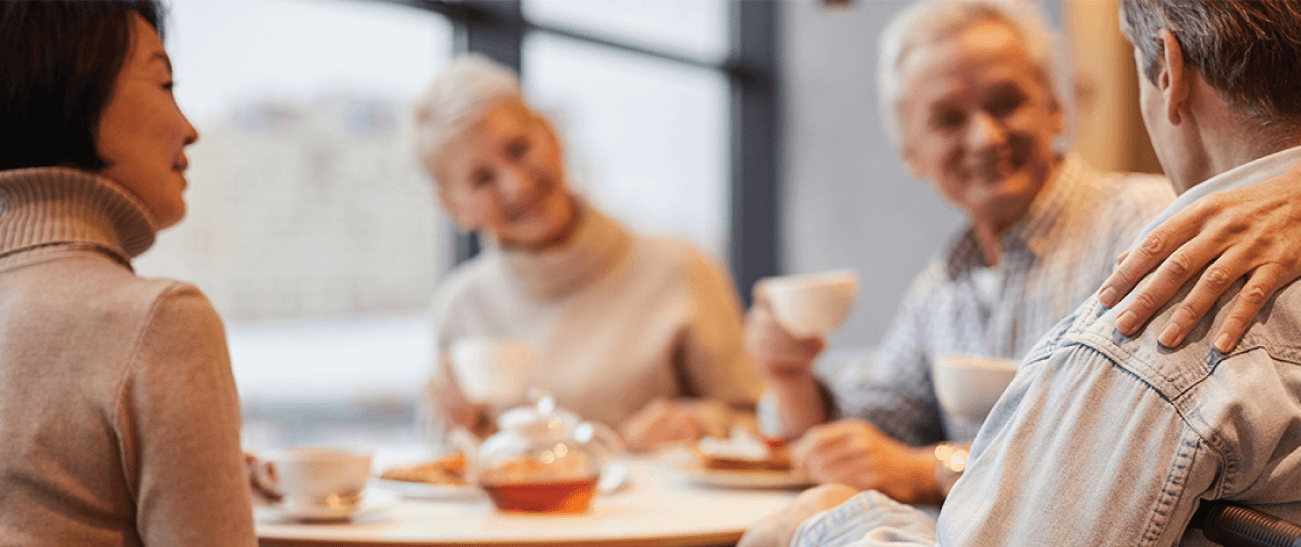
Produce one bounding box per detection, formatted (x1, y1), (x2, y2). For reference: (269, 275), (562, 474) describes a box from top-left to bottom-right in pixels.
(449, 0), (524, 264)
(730, 1), (781, 306)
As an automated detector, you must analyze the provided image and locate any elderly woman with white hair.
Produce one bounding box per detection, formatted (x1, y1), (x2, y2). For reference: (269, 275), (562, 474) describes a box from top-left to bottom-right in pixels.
(412, 55), (762, 451)
(744, 0), (1177, 506)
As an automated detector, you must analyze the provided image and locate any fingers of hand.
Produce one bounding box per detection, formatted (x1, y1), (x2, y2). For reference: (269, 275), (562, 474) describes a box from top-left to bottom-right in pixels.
(620, 400), (700, 449)
(1156, 249), (1254, 346)
(793, 422), (876, 481)
(1115, 242), (1220, 335)
(1100, 225), (1179, 308)
(619, 402), (671, 444)
(791, 421), (857, 461)
(746, 307), (824, 375)
(1214, 264), (1289, 353)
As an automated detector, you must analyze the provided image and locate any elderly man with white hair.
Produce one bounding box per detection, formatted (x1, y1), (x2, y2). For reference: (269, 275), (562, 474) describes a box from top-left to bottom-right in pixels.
(747, 0), (1173, 505)
(411, 56), (763, 450)
(743, 0), (1301, 544)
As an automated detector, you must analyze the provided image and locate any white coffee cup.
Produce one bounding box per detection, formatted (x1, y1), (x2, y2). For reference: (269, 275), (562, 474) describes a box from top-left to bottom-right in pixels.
(762, 269), (860, 338)
(448, 337), (535, 408)
(256, 447), (373, 508)
(932, 355), (1020, 424)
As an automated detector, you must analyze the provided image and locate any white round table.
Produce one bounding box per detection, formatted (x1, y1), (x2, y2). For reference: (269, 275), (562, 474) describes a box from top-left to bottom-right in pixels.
(256, 458), (802, 547)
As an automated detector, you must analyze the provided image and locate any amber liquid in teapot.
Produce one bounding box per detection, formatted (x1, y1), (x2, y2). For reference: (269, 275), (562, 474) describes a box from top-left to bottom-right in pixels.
(481, 476), (598, 513)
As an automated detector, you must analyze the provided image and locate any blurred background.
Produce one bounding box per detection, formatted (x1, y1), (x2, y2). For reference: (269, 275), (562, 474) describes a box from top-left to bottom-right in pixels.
(136, 0), (1159, 451)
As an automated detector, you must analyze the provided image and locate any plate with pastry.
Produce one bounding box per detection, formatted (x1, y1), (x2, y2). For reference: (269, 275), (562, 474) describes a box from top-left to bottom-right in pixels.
(672, 429), (812, 489)
(374, 452), (483, 500)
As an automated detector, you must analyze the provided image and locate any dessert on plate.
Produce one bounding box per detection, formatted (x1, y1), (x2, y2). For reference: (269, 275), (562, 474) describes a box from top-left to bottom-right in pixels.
(379, 452), (467, 485)
(694, 428), (791, 472)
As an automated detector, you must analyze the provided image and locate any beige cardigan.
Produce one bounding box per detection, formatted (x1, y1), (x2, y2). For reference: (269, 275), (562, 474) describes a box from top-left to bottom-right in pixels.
(431, 202), (762, 433)
(0, 168), (255, 547)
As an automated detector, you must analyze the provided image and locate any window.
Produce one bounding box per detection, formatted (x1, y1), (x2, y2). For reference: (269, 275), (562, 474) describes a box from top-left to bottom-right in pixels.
(136, 0), (778, 455)
(138, 0), (453, 451)
(523, 33), (730, 258)
(523, 0), (730, 63)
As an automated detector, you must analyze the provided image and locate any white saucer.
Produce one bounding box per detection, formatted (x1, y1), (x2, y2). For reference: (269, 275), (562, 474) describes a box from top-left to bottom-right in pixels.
(256, 488), (401, 522)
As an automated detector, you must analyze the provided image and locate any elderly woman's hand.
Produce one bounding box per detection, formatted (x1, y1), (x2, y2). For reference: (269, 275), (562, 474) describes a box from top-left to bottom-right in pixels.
(1097, 167), (1301, 352)
(738, 483), (861, 547)
(791, 419), (940, 506)
(618, 398), (709, 452)
(426, 373), (486, 434)
(745, 280), (827, 383)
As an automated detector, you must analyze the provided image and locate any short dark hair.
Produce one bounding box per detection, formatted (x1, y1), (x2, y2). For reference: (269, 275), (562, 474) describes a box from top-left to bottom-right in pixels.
(0, 1), (166, 171)
(1121, 0), (1301, 131)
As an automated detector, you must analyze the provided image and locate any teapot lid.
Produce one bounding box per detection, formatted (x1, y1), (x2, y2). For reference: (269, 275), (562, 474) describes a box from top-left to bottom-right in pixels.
(496, 394), (579, 438)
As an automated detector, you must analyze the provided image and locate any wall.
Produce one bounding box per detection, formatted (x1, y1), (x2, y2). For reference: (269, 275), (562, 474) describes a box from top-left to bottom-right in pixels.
(781, 0), (965, 349)
(779, 0), (1156, 352)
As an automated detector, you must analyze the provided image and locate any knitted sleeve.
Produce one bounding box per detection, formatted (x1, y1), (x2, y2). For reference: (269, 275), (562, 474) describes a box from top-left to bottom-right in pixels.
(115, 283), (256, 547)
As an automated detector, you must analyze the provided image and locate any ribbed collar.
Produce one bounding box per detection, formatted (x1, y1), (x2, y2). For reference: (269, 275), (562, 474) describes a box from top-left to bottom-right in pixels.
(0, 167), (157, 267)
(495, 199), (633, 302)
(947, 153), (1086, 277)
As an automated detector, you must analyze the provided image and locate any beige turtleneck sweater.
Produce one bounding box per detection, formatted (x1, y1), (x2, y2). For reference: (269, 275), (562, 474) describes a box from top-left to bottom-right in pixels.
(431, 202), (762, 432)
(0, 167), (255, 547)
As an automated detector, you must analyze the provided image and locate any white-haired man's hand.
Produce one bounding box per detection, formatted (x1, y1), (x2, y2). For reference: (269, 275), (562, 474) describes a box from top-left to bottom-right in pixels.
(745, 280), (827, 382)
(792, 419), (941, 506)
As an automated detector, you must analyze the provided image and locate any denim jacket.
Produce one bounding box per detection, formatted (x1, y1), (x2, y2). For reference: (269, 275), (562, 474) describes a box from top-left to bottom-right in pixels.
(794, 146), (1301, 546)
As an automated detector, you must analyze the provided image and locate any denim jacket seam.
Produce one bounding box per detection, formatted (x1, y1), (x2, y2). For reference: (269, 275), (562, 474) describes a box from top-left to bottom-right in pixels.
(1067, 299), (1211, 396)
(1063, 331), (1239, 517)
(1168, 379), (1241, 496)
(1139, 431), (1204, 546)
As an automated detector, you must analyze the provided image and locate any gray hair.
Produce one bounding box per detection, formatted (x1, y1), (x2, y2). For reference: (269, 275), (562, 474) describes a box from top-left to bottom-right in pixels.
(1121, 0), (1301, 132)
(876, 0), (1065, 150)
(412, 54), (527, 183)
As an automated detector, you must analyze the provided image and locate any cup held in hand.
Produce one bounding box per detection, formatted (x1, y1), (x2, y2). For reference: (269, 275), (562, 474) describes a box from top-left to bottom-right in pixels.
(763, 269), (859, 338)
(448, 337), (535, 409)
(932, 355), (1019, 424)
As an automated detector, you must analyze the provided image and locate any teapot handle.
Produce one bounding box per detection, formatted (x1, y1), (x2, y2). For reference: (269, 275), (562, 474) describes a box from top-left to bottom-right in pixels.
(575, 421), (625, 465)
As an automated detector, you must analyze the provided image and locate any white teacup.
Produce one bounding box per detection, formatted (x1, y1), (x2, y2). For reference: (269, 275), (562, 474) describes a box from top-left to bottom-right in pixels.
(448, 337), (535, 408)
(932, 355), (1020, 424)
(256, 447), (373, 509)
(763, 269), (860, 338)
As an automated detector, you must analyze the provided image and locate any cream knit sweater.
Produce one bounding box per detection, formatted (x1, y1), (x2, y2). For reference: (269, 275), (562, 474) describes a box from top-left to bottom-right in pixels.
(0, 168), (254, 546)
(431, 202), (762, 433)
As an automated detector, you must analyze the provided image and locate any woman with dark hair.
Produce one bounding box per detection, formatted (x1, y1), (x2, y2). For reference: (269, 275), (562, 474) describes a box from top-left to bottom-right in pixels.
(0, 2), (255, 545)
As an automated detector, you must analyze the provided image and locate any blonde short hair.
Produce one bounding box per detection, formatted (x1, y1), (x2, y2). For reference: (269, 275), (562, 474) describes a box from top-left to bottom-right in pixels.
(412, 54), (527, 183)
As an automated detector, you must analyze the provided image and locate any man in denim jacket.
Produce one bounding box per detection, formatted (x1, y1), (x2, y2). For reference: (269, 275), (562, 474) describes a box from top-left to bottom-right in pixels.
(743, 1), (1301, 545)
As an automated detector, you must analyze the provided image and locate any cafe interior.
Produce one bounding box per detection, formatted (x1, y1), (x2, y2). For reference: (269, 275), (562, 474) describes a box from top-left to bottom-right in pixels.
(153, 0), (1158, 454)
(6, 0), (1301, 545)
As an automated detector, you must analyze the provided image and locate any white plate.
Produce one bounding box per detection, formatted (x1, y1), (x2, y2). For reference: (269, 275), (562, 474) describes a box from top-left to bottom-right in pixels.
(256, 488), (401, 522)
(372, 478), (483, 500)
(678, 465), (812, 489)
(661, 449), (810, 490)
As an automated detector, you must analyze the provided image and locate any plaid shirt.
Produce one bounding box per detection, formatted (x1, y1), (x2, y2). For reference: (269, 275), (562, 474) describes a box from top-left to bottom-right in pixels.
(829, 154), (1174, 446)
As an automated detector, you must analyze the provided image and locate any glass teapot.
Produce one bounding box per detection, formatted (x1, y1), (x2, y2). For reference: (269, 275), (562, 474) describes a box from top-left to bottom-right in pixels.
(456, 394), (624, 513)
